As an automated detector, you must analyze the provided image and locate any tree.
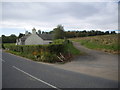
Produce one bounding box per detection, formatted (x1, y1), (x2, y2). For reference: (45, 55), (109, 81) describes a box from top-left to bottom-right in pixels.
(2, 35), (8, 43)
(105, 31), (109, 35)
(111, 31), (116, 34)
(53, 25), (65, 39)
(65, 31), (76, 38)
(2, 34), (17, 43)
(42, 31), (45, 34)
(9, 34), (17, 43)
(49, 30), (54, 34)
(18, 33), (24, 38)
(38, 30), (41, 34)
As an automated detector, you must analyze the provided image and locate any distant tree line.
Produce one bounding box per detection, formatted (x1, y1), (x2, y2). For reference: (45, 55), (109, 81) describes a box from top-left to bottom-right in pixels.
(50, 25), (116, 39)
(1, 34), (17, 43)
(64, 30), (116, 38)
(1, 25), (117, 43)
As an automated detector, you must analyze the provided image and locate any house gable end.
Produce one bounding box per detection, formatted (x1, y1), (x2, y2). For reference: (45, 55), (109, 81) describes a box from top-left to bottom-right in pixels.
(25, 34), (44, 45)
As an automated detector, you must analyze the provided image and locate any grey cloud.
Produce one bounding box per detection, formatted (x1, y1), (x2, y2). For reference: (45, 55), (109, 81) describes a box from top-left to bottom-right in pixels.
(2, 2), (100, 21)
(2, 2), (118, 30)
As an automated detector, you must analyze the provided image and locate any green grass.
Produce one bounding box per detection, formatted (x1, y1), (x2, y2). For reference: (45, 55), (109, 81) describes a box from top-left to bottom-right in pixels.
(65, 42), (81, 55)
(70, 34), (119, 54)
(6, 50), (36, 61)
(3, 43), (15, 45)
(52, 39), (65, 44)
(53, 39), (81, 55)
(39, 39), (81, 56)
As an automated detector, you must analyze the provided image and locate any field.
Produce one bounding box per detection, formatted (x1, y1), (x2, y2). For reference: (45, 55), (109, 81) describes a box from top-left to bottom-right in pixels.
(69, 34), (119, 54)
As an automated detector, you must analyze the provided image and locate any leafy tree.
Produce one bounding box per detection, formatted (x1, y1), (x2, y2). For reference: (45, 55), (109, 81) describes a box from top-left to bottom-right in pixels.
(9, 34), (17, 43)
(38, 30), (41, 34)
(65, 31), (76, 38)
(42, 31), (45, 34)
(53, 25), (65, 39)
(49, 30), (54, 34)
(111, 31), (116, 34)
(2, 35), (8, 43)
(105, 31), (109, 35)
(2, 34), (17, 43)
(18, 33), (24, 38)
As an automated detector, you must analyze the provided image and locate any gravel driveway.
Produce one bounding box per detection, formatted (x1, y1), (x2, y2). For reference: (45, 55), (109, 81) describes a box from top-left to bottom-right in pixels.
(53, 42), (118, 81)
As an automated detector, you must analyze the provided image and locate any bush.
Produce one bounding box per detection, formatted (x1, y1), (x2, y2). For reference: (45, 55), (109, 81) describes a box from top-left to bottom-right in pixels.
(4, 43), (65, 54)
(47, 44), (65, 54)
(38, 52), (58, 63)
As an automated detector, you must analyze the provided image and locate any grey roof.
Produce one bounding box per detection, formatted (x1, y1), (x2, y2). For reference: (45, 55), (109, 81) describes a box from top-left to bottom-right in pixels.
(19, 34), (53, 42)
(37, 34), (53, 40)
(20, 34), (31, 41)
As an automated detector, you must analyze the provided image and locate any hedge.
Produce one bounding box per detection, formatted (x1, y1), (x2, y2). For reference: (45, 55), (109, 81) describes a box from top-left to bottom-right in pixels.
(3, 43), (65, 54)
(3, 40), (78, 63)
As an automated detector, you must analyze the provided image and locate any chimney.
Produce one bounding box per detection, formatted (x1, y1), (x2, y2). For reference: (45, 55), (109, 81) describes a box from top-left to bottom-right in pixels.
(32, 27), (36, 34)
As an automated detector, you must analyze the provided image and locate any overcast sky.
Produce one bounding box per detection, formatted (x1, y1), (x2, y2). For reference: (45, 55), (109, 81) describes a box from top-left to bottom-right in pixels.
(1, 0), (119, 36)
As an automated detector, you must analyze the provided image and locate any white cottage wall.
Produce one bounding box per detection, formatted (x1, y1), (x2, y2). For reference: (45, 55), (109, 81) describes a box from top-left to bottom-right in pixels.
(25, 34), (44, 45)
(17, 39), (22, 45)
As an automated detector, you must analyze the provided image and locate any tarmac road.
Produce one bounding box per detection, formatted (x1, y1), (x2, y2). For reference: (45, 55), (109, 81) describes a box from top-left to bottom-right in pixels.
(2, 51), (118, 88)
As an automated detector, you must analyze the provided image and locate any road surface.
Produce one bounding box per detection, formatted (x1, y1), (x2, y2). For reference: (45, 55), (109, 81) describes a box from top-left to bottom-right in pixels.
(52, 42), (118, 81)
(2, 51), (118, 88)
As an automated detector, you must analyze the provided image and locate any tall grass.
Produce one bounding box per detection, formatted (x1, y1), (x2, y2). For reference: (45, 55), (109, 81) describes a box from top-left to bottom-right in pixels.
(70, 34), (119, 54)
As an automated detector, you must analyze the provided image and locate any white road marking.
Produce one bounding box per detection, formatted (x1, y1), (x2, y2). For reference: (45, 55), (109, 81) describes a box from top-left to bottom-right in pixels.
(0, 58), (5, 62)
(12, 66), (61, 90)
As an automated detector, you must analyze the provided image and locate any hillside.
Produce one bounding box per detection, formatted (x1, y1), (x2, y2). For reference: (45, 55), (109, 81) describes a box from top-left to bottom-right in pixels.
(69, 34), (119, 54)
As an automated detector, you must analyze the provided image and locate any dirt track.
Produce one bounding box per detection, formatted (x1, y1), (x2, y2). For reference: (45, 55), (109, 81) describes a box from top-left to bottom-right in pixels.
(53, 42), (118, 81)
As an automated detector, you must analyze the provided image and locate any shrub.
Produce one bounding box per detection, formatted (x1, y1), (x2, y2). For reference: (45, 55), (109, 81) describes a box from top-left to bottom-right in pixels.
(4, 43), (65, 54)
(47, 44), (65, 54)
(38, 52), (58, 63)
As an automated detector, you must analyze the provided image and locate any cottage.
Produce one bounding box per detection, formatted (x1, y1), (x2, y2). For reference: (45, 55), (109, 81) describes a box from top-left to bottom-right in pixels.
(16, 28), (53, 45)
